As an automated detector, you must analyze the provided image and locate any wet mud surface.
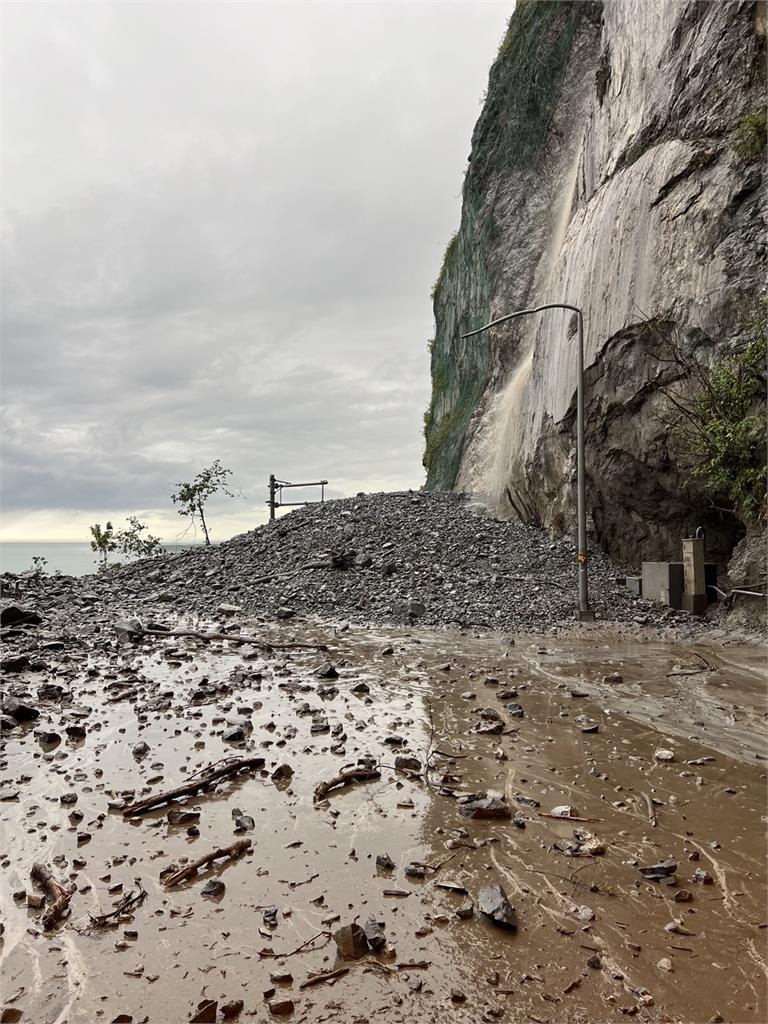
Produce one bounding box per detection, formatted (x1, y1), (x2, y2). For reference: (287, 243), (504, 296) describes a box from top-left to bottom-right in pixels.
(1, 622), (766, 1024)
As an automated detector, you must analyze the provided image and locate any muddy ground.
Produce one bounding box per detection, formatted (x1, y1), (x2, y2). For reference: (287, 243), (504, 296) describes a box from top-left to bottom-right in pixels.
(1, 619), (766, 1024)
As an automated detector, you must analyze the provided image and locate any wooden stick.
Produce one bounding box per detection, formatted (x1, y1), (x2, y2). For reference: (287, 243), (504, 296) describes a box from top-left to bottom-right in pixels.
(164, 839), (251, 886)
(31, 863), (75, 929)
(539, 813), (604, 823)
(299, 967), (350, 989)
(314, 768), (381, 803)
(258, 930), (332, 959)
(139, 627), (326, 652)
(123, 756), (265, 817)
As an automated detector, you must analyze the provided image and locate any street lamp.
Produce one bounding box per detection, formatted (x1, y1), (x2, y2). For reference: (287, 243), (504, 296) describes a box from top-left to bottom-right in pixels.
(462, 303), (594, 621)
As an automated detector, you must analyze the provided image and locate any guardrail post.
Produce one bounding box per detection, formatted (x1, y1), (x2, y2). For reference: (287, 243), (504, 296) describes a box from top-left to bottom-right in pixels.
(268, 474), (276, 521)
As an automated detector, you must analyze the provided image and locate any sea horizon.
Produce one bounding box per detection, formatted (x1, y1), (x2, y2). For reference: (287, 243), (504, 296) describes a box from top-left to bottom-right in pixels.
(0, 540), (204, 578)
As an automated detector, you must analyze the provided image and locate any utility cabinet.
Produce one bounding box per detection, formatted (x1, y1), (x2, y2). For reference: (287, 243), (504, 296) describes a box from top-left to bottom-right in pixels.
(641, 562), (684, 609)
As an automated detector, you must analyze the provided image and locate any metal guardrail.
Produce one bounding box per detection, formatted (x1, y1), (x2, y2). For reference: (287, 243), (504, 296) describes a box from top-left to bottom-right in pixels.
(267, 474), (328, 521)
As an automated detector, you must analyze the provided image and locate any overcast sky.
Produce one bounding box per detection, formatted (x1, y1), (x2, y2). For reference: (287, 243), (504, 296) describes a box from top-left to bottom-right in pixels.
(1, 0), (509, 543)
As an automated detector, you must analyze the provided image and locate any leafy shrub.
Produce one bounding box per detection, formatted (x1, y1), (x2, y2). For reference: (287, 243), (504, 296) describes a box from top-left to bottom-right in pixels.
(732, 109), (767, 163)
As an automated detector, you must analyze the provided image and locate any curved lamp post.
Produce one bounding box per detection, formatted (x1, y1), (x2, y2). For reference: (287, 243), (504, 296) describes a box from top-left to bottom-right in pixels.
(462, 303), (594, 621)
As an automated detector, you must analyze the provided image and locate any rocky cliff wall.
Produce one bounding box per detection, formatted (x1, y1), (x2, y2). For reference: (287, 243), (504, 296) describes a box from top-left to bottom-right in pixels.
(425, 0), (766, 565)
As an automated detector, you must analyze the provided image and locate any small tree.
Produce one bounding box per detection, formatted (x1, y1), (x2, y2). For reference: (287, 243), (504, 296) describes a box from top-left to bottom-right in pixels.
(90, 522), (117, 570)
(116, 516), (164, 560)
(171, 459), (234, 545)
(29, 555), (48, 577)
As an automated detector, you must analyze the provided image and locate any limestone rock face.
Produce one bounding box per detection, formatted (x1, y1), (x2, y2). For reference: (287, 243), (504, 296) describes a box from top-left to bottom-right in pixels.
(425, 0), (766, 564)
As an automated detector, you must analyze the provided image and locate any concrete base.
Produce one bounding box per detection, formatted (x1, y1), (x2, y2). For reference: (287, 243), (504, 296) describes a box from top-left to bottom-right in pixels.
(682, 593), (708, 615)
(577, 608), (596, 622)
(626, 575), (642, 597)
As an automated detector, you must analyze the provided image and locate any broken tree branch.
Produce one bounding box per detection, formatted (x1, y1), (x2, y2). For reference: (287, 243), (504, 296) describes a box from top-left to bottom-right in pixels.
(123, 756), (265, 817)
(164, 839), (251, 887)
(314, 767), (381, 803)
(299, 967), (350, 989)
(31, 862), (75, 928)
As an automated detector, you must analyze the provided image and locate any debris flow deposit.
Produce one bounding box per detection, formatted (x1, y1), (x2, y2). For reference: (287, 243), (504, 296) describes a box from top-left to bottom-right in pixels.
(1, 493), (766, 1023)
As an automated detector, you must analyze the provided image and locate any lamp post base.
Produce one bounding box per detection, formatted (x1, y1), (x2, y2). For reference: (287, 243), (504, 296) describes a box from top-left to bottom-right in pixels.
(576, 608), (596, 622)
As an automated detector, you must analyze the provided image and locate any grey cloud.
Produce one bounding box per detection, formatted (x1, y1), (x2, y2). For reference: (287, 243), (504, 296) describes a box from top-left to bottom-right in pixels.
(1, 1), (508, 538)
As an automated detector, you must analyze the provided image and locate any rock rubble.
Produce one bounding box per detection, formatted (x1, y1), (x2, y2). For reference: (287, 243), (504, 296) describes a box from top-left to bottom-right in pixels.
(4, 491), (694, 635)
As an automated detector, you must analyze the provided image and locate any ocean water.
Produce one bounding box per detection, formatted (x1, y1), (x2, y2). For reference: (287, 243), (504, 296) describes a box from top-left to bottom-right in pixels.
(0, 542), (199, 578)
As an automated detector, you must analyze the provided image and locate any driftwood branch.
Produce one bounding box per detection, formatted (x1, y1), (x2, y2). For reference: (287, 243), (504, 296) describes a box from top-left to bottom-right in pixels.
(139, 628), (326, 652)
(164, 839), (252, 886)
(31, 863), (75, 928)
(122, 756), (265, 817)
(314, 767), (381, 803)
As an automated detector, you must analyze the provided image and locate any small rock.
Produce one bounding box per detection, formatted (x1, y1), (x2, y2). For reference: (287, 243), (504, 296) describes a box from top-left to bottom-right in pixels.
(201, 879), (225, 899)
(550, 805), (578, 818)
(333, 923), (369, 960)
(167, 808), (200, 826)
(404, 863), (426, 878)
(639, 858), (677, 880)
(314, 663), (339, 679)
(268, 1000), (294, 1017)
(190, 1000), (218, 1024)
(691, 868), (713, 885)
(458, 793), (512, 820)
(114, 618), (142, 638)
(223, 725), (246, 742)
(394, 755), (421, 772)
(363, 916), (386, 950)
(477, 884), (517, 929)
(1, 699), (39, 722)
(654, 748), (675, 763)
(221, 1000), (244, 1019)
(1, 604), (42, 626)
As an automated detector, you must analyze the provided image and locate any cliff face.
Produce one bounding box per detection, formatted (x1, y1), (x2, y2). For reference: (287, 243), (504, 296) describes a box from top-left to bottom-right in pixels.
(425, 0), (766, 565)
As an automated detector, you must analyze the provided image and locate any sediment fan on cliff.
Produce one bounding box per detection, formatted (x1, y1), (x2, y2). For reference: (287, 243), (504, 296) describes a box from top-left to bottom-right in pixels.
(74, 491), (685, 632)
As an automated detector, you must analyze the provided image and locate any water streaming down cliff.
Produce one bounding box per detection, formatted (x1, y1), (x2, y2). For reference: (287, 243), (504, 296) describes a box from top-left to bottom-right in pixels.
(457, 139), (583, 511)
(425, 0), (766, 565)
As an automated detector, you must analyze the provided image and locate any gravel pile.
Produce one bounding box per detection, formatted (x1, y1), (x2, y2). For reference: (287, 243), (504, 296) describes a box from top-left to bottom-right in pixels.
(12, 490), (688, 633)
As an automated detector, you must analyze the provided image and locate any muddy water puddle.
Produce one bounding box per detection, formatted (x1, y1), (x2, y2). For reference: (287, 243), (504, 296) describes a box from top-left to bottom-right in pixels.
(1, 623), (766, 1023)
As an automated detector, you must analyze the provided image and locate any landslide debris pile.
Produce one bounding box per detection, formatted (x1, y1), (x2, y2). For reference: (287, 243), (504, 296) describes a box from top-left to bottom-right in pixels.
(70, 490), (677, 631)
